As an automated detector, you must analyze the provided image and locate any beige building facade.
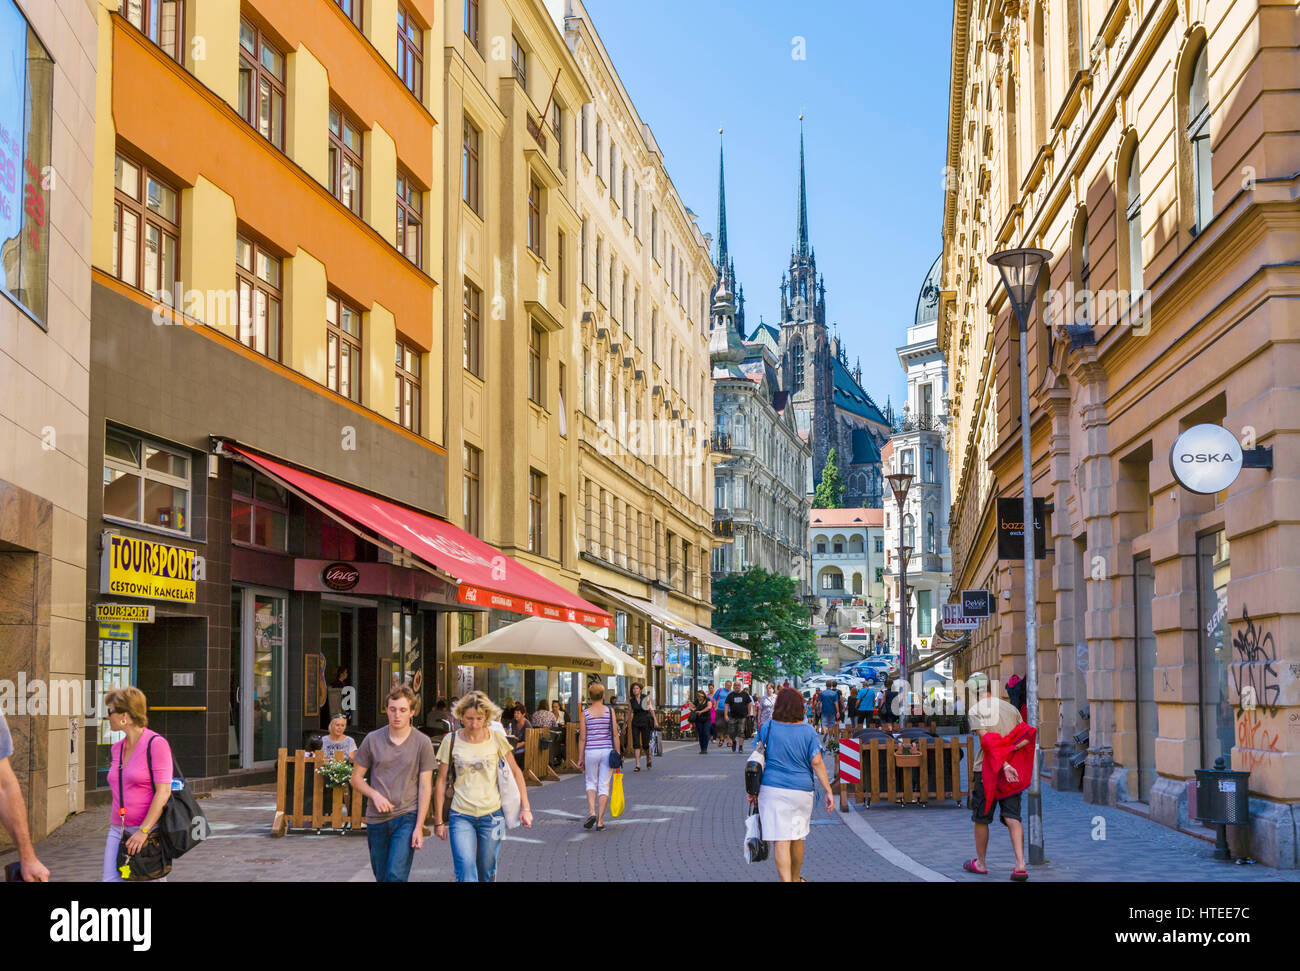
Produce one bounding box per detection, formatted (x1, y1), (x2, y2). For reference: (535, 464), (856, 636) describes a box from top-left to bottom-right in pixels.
(0, 0), (96, 841)
(942, 0), (1299, 864)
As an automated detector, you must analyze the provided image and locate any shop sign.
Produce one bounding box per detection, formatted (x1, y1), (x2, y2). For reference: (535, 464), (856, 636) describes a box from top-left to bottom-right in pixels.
(95, 603), (155, 623)
(100, 533), (197, 603)
(961, 590), (991, 617)
(996, 498), (1047, 560)
(942, 603), (978, 630)
(321, 562), (360, 591)
(1169, 424), (1243, 495)
(97, 622), (133, 641)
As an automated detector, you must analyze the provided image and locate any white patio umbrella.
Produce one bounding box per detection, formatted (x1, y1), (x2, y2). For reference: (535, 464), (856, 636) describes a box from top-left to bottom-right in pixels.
(450, 616), (646, 679)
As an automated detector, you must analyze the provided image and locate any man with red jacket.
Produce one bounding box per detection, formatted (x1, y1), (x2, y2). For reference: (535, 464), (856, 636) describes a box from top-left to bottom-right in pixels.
(962, 693), (1030, 881)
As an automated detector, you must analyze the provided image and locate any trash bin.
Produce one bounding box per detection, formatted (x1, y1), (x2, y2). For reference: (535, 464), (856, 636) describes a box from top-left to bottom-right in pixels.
(1193, 757), (1250, 861)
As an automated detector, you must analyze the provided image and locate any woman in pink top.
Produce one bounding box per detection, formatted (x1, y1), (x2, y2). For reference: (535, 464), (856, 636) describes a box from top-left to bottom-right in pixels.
(103, 687), (173, 882)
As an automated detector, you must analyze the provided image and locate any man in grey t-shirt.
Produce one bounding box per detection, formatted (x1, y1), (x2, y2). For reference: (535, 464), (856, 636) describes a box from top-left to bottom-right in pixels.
(351, 686), (435, 882)
(0, 712), (50, 881)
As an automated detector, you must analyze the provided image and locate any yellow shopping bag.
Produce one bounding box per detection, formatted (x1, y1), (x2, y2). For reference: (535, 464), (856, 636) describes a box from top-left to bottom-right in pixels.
(610, 769), (625, 818)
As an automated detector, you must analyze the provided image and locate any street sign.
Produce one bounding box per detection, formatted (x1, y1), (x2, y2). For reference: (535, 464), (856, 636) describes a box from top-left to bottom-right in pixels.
(996, 497), (1047, 559)
(1169, 424), (1243, 494)
(961, 590), (991, 617)
(942, 603), (979, 630)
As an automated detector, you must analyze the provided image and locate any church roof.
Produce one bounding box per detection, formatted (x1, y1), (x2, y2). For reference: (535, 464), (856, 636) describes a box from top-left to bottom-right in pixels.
(850, 427), (881, 465)
(832, 355), (889, 426)
(914, 254), (942, 328)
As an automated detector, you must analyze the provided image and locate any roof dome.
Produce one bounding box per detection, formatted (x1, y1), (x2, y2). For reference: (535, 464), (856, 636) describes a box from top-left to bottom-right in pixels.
(914, 254), (942, 327)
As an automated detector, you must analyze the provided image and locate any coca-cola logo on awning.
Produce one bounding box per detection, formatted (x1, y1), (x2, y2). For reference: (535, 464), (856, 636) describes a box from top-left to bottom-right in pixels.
(321, 562), (360, 591)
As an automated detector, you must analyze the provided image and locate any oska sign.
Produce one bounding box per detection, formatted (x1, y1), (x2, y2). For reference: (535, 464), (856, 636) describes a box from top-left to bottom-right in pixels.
(1170, 424), (1242, 495)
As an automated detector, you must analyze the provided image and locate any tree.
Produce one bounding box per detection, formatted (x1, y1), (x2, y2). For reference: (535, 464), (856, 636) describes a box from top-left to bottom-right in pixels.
(812, 447), (844, 509)
(712, 567), (817, 682)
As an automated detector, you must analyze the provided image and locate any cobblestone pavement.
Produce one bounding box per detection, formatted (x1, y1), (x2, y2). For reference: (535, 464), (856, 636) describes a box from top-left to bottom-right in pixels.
(4, 737), (1295, 882)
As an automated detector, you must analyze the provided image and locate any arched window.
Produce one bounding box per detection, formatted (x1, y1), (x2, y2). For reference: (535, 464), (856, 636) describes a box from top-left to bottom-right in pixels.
(791, 338), (805, 391)
(852, 573), (863, 596)
(1187, 41), (1213, 234)
(903, 514), (915, 551)
(1124, 143), (1144, 293)
(1005, 78), (1019, 205)
(1032, 3), (1048, 150)
(1072, 208), (1090, 326)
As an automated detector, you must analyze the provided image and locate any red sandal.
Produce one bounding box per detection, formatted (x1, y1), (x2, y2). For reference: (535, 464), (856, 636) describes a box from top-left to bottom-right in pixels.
(962, 859), (989, 875)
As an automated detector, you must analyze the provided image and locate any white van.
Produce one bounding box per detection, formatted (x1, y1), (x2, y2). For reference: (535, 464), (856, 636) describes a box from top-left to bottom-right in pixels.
(838, 631), (870, 650)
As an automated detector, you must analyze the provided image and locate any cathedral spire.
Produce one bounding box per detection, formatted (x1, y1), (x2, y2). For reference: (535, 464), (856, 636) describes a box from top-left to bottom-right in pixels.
(715, 130), (729, 270)
(795, 116), (809, 259)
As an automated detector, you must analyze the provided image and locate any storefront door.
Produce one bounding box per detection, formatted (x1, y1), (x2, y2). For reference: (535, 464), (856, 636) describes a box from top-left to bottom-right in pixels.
(1196, 531), (1232, 770)
(232, 586), (287, 767)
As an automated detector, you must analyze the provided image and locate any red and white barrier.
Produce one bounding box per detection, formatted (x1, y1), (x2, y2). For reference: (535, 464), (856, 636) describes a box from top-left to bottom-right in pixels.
(680, 705), (692, 731)
(838, 737), (861, 784)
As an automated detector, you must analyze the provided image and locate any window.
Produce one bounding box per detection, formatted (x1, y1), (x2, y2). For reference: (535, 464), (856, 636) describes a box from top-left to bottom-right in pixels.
(925, 511), (936, 554)
(1196, 530), (1232, 768)
(529, 470), (545, 554)
(816, 541), (826, 554)
(1187, 43), (1213, 234)
(394, 338), (421, 433)
(903, 514), (915, 550)
(511, 35), (527, 90)
(238, 18), (285, 149)
(527, 176), (543, 256)
(924, 447), (935, 482)
(231, 464), (288, 549)
(235, 235), (281, 360)
(833, 540), (843, 554)
(125, 0), (183, 61)
(558, 361), (567, 435)
(0, 3), (51, 323)
(621, 271), (628, 325)
(822, 570), (844, 591)
(580, 103), (590, 158)
(396, 4), (423, 99)
(113, 153), (178, 302)
(595, 237), (604, 304)
(874, 537), (883, 553)
(463, 0), (479, 48)
(463, 444), (481, 536)
(1124, 143), (1143, 292)
(621, 164), (629, 212)
(552, 101), (565, 172)
(396, 168), (422, 266)
(633, 185), (640, 238)
(528, 323), (544, 404)
(103, 429), (191, 534)
(918, 590), (932, 635)
(462, 279), (482, 376)
(329, 105), (363, 215)
(651, 207), (659, 260)
(325, 294), (362, 402)
(559, 494), (568, 567)
(557, 230), (566, 306)
(462, 117), (481, 214)
(609, 143), (617, 201)
(791, 339), (805, 391)
(900, 449), (915, 477)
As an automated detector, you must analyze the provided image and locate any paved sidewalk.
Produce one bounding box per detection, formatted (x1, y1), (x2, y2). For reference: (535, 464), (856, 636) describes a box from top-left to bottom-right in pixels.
(3, 736), (1294, 881)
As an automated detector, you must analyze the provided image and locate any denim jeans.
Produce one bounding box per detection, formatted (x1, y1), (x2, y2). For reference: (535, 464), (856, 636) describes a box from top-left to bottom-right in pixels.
(366, 812), (418, 882)
(449, 810), (504, 882)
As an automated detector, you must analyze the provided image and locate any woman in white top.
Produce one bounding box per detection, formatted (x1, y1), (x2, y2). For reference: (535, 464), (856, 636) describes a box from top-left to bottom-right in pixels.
(576, 682), (621, 832)
(320, 715), (357, 760)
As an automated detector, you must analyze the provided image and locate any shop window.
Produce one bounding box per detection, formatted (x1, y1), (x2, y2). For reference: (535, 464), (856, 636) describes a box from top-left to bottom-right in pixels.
(325, 293), (362, 402)
(396, 168), (422, 266)
(231, 465), (288, 550)
(463, 279), (482, 376)
(333, 0), (363, 30)
(103, 428), (191, 534)
(238, 18), (285, 150)
(394, 338), (421, 434)
(113, 152), (179, 303)
(463, 444), (481, 536)
(235, 234), (281, 361)
(124, 0), (184, 61)
(396, 4), (423, 99)
(1196, 530), (1232, 769)
(329, 104), (364, 216)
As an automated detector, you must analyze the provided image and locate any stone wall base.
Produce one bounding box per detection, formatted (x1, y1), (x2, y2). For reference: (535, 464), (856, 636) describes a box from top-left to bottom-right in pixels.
(1228, 801), (1299, 870)
(1150, 777), (1191, 831)
(1050, 743), (1081, 791)
(1082, 750), (1116, 805)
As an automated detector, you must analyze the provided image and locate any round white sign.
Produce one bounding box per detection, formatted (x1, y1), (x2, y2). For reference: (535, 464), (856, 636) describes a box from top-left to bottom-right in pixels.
(1169, 424), (1243, 494)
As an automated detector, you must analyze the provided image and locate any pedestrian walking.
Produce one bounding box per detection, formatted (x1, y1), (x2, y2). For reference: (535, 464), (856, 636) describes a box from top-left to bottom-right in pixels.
(102, 687), (174, 882)
(711, 680), (731, 747)
(628, 682), (657, 771)
(692, 690), (712, 754)
(750, 687), (834, 882)
(963, 694), (1031, 881)
(0, 711), (48, 881)
(724, 681), (753, 752)
(577, 682), (621, 831)
(351, 685), (436, 883)
(434, 691), (533, 882)
(815, 681), (841, 738)
(754, 682), (777, 744)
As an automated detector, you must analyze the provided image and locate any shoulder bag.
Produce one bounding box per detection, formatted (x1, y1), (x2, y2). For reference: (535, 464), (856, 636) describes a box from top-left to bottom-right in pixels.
(606, 709), (623, 769)
(145, 735), (207, 859)
(438, 731), (457, 825)
(114, 736), (172, 881)
(745, 722), (773, 796)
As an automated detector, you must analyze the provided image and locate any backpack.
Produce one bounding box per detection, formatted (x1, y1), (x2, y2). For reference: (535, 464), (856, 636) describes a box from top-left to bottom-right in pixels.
(145, 735), (208, 860)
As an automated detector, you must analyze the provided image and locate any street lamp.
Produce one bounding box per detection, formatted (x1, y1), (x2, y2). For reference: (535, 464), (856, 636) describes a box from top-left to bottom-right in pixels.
(886, 472), (914, 725)
(988, 246), (1053, 866)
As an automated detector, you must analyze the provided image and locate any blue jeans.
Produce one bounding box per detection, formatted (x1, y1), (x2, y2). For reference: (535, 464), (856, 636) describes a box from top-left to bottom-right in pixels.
(449, 810), (504, 882)
(366, 813), (417, 882)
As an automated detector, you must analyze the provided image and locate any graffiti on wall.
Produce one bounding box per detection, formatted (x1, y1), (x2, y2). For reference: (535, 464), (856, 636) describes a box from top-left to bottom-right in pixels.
(1231, 606), (1279, 717)
(1235, 709), (1281, 771)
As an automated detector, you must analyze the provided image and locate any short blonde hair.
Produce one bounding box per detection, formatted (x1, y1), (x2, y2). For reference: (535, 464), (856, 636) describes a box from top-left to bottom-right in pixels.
(453, 690), (502, 724)
(587, 681), (605, 701)
(105, 686), (148, 727)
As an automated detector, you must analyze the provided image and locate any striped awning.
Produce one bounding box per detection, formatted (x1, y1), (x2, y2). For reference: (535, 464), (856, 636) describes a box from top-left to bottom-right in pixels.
(581, 582), (751, 659)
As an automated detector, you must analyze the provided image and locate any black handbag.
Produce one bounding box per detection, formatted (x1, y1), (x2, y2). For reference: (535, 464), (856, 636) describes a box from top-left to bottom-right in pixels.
(606, 710), (623, 768)
(114, 738), (172, 881)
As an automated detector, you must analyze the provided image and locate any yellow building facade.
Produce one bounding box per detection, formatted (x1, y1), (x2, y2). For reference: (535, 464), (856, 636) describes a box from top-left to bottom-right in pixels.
(942, 0), (1300, 864)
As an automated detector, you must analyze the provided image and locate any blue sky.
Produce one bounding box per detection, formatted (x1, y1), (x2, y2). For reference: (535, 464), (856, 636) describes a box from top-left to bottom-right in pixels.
(583, 0), (953, 408)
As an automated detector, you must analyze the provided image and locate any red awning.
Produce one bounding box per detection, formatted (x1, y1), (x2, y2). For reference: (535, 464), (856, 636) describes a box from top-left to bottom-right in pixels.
(229, 447), (612, 627)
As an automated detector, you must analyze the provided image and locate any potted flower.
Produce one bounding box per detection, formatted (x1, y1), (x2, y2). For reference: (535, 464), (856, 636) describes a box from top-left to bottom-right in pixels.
(317, 758), (354, 789)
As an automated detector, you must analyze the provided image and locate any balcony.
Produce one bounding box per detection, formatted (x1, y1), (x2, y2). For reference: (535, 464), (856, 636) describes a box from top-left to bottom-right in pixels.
(892, 414), (946, 434)
(710, 431), (733, 454)
(713, 517), (734, 539)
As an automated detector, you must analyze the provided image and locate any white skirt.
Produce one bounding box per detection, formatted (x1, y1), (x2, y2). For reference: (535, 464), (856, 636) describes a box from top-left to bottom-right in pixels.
(758, 785), (814, 841)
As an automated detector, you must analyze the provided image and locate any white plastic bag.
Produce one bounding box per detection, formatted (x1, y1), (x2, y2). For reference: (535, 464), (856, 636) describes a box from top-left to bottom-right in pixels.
(651, 730), (663, 757)
(743, 808), (768, 864)
(498, 757), (522, 829)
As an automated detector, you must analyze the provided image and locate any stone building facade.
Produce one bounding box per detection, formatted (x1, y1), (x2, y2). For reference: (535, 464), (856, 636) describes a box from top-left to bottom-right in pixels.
(942, 0), (1299, 865)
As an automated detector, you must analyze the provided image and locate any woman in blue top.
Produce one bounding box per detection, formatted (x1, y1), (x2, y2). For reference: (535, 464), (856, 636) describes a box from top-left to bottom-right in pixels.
(749, 687), (834, 882)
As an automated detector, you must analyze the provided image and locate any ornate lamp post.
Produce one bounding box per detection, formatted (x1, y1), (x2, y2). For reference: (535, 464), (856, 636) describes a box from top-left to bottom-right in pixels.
(987, 246), (1052, 866)
(886, 472), (914, 726)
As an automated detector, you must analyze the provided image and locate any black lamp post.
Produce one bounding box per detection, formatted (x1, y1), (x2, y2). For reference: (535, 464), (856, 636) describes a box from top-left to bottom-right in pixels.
(988, 246), (1052, 866)
(886, 471), (914, 726)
